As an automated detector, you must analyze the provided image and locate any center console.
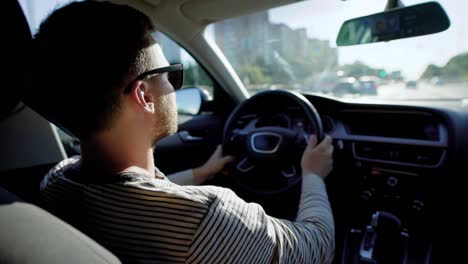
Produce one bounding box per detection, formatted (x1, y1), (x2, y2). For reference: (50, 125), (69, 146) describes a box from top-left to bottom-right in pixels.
(333, 154), (434, 264)
(328, 110), (443, 264)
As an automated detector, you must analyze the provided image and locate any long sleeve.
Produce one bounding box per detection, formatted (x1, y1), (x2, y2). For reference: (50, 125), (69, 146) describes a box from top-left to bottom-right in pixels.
(167, 169), (197, 185)
(42, 157), (334, 263)
(186, 174), (335, 264)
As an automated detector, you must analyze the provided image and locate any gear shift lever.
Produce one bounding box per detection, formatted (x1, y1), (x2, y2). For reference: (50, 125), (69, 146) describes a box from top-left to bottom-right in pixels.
(371, 211), (402, 236)
(359, 211), (408, 264)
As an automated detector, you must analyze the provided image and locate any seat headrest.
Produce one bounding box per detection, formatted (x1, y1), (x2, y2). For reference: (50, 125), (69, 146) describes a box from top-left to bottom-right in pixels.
(0, 0), (32, 121)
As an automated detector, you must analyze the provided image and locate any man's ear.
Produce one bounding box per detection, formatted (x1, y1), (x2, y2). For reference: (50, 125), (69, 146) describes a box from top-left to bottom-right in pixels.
(129, 80), (155, 114)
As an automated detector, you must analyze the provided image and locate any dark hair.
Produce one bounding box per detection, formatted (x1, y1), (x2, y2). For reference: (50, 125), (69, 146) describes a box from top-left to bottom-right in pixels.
(28, 0), (155, 139)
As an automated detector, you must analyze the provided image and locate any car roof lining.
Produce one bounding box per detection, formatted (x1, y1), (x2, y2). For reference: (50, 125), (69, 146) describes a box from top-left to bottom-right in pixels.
(107, 0), (297, 49)
(134, 0), (298, 23)
(179, 0), (299, 23)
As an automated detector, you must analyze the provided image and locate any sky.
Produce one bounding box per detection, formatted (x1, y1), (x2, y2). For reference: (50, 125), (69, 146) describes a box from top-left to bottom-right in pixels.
(20, 0), (468, 80)
(19, 0), (73, 31)
(269, 0), (468, 80)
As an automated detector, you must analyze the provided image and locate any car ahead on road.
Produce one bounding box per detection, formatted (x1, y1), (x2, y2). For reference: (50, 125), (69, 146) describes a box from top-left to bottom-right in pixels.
(2, 0), (465, 263)
(358, 76), (379, 95)
(310, 77), (340, 94)
(332, 77), (360, 95)
(430, 76), (445, 86)
(406, 80), (418, 89)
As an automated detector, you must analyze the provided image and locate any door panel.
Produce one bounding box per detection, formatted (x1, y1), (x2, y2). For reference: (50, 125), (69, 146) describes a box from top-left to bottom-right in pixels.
(154, 115), (226, 175)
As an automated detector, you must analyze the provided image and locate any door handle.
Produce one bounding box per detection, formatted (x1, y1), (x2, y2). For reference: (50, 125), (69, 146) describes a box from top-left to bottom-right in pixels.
(179, 130), (204, 142)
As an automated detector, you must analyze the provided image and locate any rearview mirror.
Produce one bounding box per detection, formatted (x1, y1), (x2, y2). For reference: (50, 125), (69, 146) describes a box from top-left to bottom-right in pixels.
(336, 2), (450, 46)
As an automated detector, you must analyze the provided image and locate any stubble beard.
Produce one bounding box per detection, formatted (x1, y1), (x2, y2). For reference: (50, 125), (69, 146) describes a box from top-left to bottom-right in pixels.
(151, 96), (178, 145)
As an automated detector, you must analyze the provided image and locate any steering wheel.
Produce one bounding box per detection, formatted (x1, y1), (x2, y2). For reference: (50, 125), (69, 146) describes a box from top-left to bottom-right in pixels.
(222, 90), (323, 195)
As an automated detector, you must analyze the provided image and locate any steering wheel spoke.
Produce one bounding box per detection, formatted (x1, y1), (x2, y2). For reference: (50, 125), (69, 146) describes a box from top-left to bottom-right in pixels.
(281, 164), (297, 178)
(295, 129), (311, 147)
(224, 129), (248, 155)
(282, 164), (301, 185)
(236, 157), (255, 173)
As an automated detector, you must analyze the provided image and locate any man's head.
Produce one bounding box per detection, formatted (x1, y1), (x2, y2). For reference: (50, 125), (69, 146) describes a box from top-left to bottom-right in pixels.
(29, 0), (179, 141)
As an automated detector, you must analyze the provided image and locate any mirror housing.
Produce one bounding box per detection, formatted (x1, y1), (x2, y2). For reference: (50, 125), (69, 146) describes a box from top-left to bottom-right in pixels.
(336, 2), (450, 46)
(176, 87), (212, 115)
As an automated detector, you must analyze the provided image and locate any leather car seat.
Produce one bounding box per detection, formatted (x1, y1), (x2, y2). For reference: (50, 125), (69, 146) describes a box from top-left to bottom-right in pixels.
(0, 1), (121, 263)
(0, 186), (121, 264)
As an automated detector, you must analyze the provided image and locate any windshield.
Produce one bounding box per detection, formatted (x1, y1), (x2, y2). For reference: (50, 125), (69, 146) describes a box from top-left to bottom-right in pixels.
(209, 0), (468, 101)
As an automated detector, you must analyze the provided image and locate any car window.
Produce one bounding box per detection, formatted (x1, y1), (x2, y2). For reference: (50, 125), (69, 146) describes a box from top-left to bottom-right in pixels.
(19, 0), (214, 97)
(153, 32), (214, 96)
(208, 0), (468, 101)
(19, 0), (77, 33)
(19, 0), (216, 155)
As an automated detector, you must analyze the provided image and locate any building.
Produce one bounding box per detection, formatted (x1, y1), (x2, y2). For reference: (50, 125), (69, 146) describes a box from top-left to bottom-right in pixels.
(308, 39), (338, 72)
(214, 10), (339, 86)
(214, 11), (270, 68)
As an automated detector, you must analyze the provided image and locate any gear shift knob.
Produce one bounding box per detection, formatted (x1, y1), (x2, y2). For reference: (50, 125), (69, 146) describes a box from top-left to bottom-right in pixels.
(371, 211), (402, 233)
(360, 211), (408, 264)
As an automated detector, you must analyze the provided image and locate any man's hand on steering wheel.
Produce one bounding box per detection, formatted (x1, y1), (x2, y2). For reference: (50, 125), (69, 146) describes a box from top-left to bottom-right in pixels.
(301, 135), (334, 180)
(193, 145), (235, 184)
(222, 90), (326, 194)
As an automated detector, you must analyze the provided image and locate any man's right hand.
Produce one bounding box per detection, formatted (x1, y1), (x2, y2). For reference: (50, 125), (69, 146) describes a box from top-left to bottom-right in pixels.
(300, 135), (334, 179)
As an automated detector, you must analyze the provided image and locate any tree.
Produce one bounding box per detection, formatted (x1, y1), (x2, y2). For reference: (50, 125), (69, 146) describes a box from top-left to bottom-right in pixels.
(290, 58), (315, 80)
(239, 64), (271, 85)
(339, 61), (384, 79)
(253, 53), (294, 84)
(420, 64), (443, 80)
(184, 64), (213, 87)
(443, 52), (468, 81)
(420, 52), (468, 82)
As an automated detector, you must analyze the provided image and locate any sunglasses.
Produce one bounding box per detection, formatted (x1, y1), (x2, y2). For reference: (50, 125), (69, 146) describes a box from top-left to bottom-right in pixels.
(124, 63), (184, 94)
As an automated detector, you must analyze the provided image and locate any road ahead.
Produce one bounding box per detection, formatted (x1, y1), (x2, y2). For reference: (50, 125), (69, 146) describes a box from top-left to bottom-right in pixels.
(359, 81), (468, 100)
(250, 81), (468, 101)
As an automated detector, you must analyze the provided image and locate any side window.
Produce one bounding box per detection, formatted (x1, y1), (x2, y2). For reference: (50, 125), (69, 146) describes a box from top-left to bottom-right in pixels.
(19, 1), (215, 100)
(19, 0), (77, 34)
(19, 1), (217, 157)
(154, 32), (214, 98)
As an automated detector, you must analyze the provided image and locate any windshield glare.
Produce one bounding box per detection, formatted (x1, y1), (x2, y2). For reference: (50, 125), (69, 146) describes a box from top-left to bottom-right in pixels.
(209, 0), (468, 101)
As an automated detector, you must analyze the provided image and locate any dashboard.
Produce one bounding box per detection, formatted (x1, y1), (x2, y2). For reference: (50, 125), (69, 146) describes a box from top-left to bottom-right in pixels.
(297, 94), (468, 263)
(328, 110), (447, 168)
(301, 95), (451, 218)
(226, 94), (453, 231)
(225, 91), (465, 262)
(165, 91), (467, 262)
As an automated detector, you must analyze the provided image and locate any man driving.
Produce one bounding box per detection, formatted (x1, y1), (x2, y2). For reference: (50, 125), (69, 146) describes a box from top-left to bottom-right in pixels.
(31, 1), (335, 263)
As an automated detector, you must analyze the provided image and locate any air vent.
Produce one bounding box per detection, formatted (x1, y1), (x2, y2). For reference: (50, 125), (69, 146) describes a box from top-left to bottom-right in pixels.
(353, 142), (445, 167)
(321, 115), (335, 133)
(342, 111), (441, 141)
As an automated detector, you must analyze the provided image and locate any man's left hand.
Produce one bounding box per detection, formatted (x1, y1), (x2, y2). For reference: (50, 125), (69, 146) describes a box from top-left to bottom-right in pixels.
(193, 145), (234, 184)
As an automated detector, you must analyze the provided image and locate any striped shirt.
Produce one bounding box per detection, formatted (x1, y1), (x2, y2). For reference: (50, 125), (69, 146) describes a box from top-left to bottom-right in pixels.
(40, 157), (334, 263)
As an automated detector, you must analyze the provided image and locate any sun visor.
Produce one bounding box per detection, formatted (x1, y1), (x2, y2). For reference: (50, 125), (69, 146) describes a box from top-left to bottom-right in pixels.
(180, 0), (298, 24)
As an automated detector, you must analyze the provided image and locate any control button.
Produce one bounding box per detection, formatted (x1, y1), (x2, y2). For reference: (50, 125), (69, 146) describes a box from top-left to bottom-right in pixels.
(361, 190), (373, 201)
(412, 200), (424, 211)
(281, 165), (296, 178)
(237, 158), (255, 173)
(389, 150), (400, 160)
(387, 176), (399, 187)
(336, 140), (344, 150)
